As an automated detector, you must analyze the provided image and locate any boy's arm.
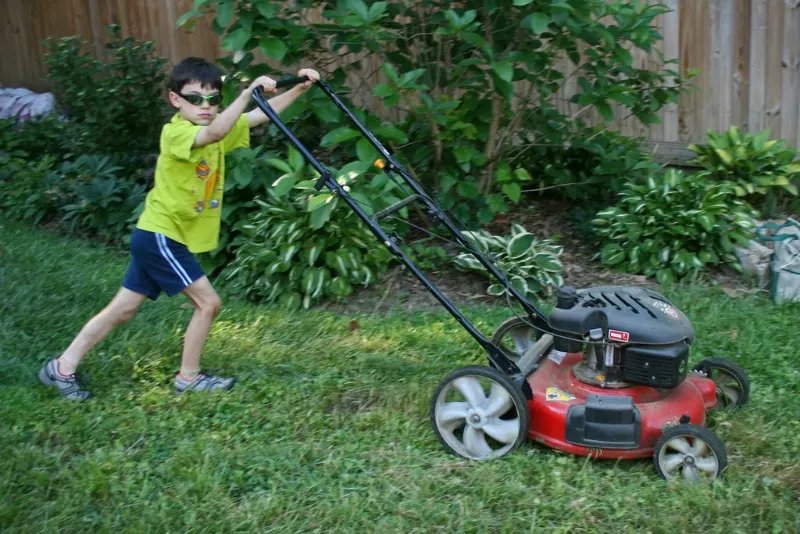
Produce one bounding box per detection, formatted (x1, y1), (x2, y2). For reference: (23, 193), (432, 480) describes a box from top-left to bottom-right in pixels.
(193, 76), (277, 148)
(246, 68), (320, 128)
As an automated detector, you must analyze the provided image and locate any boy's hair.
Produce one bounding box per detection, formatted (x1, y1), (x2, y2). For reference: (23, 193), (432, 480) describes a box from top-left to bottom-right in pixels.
(168, 57), (223, 94)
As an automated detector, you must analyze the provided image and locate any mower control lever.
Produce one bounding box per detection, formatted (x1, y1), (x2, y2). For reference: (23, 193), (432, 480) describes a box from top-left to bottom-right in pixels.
(374, 194), (421, 220)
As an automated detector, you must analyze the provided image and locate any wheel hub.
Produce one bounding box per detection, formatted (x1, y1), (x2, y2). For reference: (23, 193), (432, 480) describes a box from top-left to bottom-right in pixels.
(466, 410), (484, 428)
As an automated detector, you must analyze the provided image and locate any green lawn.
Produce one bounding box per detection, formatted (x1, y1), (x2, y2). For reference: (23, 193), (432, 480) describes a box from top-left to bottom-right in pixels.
(1, 219), (798, 533)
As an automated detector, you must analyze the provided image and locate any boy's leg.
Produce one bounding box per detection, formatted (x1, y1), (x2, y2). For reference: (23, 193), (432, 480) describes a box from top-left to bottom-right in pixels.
(179, 276), (221, 376)
(174, 276), (233, 393)
(39, 287), (147, 399)
(57, 288), (148, 374)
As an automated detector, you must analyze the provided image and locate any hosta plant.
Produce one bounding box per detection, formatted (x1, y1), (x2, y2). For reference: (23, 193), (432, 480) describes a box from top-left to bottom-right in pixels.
(453, 224), (563, 298)
(592, 169), (758, 284)
(689, 127), (800, 197)
(221, 151), (396, 309)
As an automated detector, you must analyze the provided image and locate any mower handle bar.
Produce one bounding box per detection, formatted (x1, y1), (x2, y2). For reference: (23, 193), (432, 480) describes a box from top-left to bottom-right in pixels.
(275, 75), (309, 89)
(251, 80), (551, 375)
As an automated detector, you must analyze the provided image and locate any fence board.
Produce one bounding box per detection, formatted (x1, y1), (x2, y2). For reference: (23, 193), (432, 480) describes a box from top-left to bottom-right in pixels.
(1, 0), (799, 150)
(781, 0), (800, 143)
(749, 0), (768, 132)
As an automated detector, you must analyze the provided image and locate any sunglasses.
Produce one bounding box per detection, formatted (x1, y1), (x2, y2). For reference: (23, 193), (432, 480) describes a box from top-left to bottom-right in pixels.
(178, 92), (223, 106)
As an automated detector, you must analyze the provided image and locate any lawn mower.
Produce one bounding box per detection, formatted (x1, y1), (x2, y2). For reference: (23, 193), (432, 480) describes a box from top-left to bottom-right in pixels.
(252, 79), (750, 481)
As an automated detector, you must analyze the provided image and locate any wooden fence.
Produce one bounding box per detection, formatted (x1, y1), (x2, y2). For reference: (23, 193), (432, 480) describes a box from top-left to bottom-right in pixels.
(2, 0), (800, 154)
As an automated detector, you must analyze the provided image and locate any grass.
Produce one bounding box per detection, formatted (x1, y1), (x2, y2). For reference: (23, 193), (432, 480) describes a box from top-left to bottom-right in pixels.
(1, 218), (798, 533)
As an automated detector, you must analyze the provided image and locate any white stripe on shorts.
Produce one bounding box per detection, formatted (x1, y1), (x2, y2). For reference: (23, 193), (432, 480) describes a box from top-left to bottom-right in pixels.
(155, 233), (192, 286)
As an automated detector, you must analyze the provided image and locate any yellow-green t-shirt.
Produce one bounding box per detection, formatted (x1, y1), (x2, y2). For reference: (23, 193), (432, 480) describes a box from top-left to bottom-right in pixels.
(136, 113), (250, 253)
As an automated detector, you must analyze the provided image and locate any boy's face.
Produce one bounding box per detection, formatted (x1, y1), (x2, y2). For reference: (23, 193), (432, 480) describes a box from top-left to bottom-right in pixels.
(168, 81), (221, 126)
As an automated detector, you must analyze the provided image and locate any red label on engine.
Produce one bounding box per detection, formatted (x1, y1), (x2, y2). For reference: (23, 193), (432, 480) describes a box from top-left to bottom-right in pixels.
(608, 329), (630, 342)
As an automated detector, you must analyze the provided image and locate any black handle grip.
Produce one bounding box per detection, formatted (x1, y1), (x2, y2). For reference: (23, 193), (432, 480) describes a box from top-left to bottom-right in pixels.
(276, 76), (310, 89)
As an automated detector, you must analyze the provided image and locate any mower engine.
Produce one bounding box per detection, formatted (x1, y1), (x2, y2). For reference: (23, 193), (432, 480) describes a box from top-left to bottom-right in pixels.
(549, 285), (693, 389)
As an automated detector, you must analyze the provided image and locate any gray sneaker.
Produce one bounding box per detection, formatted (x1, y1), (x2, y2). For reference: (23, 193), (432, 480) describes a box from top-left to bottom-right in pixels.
(175, 372), (235, 394)
(38, 359), (91, 400)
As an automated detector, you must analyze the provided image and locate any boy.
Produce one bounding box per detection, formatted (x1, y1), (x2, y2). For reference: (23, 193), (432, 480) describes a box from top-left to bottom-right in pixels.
(38, 57), (320, 399)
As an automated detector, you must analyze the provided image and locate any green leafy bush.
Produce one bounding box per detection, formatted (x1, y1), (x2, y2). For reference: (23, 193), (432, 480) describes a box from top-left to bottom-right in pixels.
(453, 224), (563, 297)
(689, 127), (800, 196)
(592, 169), (758, 284)
(222, 194), (392, 309)
(1, 154), (65, 224)
(519, 128), (661, 204)
(219, 146), (406, 307)
(180, 0), (690, 224)
(60, 156), (145, 240)
(44, 25), (169, 157)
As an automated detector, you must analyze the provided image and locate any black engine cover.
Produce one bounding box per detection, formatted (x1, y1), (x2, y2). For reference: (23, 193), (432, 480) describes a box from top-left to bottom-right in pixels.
(622, 341), (690, 388)
(548, 286), (695, 345)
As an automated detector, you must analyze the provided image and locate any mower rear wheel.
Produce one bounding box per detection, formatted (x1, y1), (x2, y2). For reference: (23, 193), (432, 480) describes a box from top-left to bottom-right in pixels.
(491, 317), (542, 364)
(692, 358), (750, 409)
(431, 366), (529, 460)
(654, 424), (727, 482)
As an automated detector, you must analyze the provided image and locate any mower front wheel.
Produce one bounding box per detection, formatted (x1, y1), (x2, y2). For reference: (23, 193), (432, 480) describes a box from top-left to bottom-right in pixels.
(431, 366), (529, 461)
(654, 424), (727, 482)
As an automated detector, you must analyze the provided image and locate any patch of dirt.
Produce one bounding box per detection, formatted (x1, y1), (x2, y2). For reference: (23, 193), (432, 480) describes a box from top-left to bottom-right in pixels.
(323, 198), (773, 316)
(323, 199), (667, 315)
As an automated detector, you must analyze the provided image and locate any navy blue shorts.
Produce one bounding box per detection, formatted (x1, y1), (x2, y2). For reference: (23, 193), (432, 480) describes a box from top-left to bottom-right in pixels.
(122, 229), (205, 300)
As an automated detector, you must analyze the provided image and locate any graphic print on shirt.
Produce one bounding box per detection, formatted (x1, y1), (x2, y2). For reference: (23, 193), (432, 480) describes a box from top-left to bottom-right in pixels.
(193, 156), (222, 213)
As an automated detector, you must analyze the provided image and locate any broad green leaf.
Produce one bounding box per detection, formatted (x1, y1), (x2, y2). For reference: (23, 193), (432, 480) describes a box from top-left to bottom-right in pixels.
(373, 83), (396, 98)
(346, 0), (369, 21)
(260, 38), (288, 61)
(656, 268), (674, 285)
(272, 173), (298, 197)
(222, 28), (251, 51)
(310, 203), (333, 229)
(216, 1), (234, 28)
(456, 181), (480, 199)
(502, 183), (522, 203)
(356, 138), (379, 162)
(329, 277), (353, 297)
(320, 127), (361, 147)
(595, 101), (614, 122)
(507, 233), (535, 258)
(530, 12), (550, 34)
(491, 61), (513, 83)
(698, 213), (714, 232)
(265, 159), (293, 173)
(288, 146), (305, 172)
(487, 283), (507, 296)
(307, 193), (333, 211)
(714, 148), (733, 165)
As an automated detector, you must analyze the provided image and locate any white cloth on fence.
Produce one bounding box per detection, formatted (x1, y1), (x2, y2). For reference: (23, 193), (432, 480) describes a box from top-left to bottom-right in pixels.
(0, 88), (56, 121)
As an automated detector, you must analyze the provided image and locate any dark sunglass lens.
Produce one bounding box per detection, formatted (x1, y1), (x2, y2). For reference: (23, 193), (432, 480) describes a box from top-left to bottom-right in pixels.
(181, 94), (203, 105)
(208, 95), (223, 105)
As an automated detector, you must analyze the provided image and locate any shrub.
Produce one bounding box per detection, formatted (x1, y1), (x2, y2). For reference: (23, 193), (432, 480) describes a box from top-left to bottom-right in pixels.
(592, 169), (758, 284)
(689, 127), (799, 217)
(219, 147), (407, 307)
(453, 223), (563, 298)
(689, 127), (799, 197)
(180, 0), (691, 224)
(60, 156), (146, 240)
(1, 154), (65, 224)
(222, 194), (392, 309)
(44, 25), (169, 157)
